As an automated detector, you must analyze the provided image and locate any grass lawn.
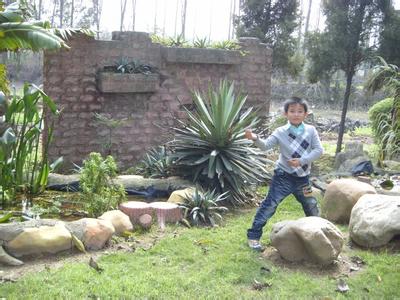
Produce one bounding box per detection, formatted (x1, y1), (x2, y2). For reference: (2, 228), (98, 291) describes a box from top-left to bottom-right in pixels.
(1, 187), (399, 299)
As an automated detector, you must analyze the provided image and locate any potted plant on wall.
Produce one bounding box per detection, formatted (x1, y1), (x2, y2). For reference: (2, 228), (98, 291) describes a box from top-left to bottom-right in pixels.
(97, 58), (160, 93)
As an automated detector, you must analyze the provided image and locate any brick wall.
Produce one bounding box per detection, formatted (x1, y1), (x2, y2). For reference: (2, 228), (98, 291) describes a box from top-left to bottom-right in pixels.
(43, 32), (272, 172)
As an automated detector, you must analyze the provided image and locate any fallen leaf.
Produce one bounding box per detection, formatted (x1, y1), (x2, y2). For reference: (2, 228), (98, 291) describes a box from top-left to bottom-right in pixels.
(336, 279), (349, 293)
(252, 279), (272, 291)
(350, 255), (365, 266)
(71, 234), (87, 253)
(377, 275), (382, 282)
(260, 266), (271, 273)
(350, 265), (360, 272)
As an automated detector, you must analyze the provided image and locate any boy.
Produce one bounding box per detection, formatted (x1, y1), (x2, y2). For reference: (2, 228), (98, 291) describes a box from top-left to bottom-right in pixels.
(245, 96), (323, 251)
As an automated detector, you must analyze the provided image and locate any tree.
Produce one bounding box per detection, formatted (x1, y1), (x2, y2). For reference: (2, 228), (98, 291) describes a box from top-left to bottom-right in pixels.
(378, 4), (400, 67)
(236, 0), (298, 74)
(181, 0), (187, 38)
(120, 0), (128, 31)
(306, 0), (389, 154)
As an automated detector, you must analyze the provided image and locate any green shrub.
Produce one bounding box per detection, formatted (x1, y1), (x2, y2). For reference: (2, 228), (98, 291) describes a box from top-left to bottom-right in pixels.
(170, 80), (271, 206)
(79, 152), (126, 217)
(181, 187), (228, 227)
(368, 97), (393, 139)
(368, 97), (398, 159)
(0, 83), (61, 206)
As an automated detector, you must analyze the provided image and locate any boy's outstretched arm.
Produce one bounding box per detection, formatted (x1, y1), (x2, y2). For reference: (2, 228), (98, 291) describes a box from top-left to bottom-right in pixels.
(245, 129), (278, 151)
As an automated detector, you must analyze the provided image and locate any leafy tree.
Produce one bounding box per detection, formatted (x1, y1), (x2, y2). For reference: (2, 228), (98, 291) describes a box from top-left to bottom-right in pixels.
(378, 4), (400, 67)
(236, 0), (299, 74)
(306, 0), (389, 154)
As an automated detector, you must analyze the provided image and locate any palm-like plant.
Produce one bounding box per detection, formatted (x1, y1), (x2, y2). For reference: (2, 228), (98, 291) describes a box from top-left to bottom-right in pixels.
(0, 1), (93, 52)
(366, 57), (400, 160)
(170, 80), (271, 206)
(181, 187), (228, 227)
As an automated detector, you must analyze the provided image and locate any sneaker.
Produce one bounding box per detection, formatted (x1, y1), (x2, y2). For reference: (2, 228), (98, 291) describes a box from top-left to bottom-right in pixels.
(248, 239), (263, 251)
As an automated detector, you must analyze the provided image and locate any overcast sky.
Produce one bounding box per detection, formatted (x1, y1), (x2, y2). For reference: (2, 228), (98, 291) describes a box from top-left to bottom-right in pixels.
(100, 0), (400, 41)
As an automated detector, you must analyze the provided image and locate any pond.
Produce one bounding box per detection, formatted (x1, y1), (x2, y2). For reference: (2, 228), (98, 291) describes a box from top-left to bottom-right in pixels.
(0, 191), (169, 223)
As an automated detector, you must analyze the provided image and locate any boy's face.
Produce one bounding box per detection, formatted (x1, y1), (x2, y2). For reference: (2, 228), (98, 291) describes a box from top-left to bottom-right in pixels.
(284, 103), (308, 126)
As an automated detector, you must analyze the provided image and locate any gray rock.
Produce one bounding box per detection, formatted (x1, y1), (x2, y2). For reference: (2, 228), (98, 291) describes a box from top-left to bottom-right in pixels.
(321, 179), (376, 224)
(270, 216), (344, 265)
(349, 194), (400, 248)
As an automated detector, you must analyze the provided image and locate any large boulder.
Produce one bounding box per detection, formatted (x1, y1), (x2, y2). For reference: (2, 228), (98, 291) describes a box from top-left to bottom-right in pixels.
(349, 194), (400, 248)
(321, 179), (376, 224)
(66, 218), (115, 250)
(167, 187), (195, 204)
(270, 217), (344, 265)
(5, 222), (72, 257)
(98, 210), (133, 234)
(334, 141), (369, 173)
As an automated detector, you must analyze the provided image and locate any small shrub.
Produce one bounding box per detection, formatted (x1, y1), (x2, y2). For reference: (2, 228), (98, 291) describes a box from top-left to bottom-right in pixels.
(368, 97), (393, 139)
(181, 187), (228, 227)
(79, 152), (126, 217)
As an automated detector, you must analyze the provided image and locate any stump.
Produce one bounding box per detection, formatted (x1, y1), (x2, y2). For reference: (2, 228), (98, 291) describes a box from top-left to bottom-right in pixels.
(138, 214), (153, 230)
(119, 201), (153, 225)
(149, 202), (182, 230)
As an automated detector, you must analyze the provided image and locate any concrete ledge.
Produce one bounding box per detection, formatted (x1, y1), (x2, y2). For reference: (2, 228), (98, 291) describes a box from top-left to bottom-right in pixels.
(162, 47), (242, 65)
(97, 72), (159, 93)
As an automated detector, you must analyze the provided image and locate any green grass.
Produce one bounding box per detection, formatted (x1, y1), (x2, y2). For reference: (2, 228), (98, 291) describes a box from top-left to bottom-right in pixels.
(353, 126), (373, 137)
(1, 189), (399, 299)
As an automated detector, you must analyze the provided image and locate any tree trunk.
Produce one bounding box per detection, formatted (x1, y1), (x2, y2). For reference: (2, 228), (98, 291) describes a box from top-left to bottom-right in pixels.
(174, 0), (179, 36)
(59, 0), (64, 28)
(93, 0), (103, 39)
(336, 68), (355, 155)
(132, 0), (136, 31)
(181, 0), (187, 38)
(70, 0), (74, 27)
(228, 0), (234, 40)
(51, 0), (58, 27)
(153, 0), (158, 34)
(303, 0), (312, 55)
(120, 0), (128, 31)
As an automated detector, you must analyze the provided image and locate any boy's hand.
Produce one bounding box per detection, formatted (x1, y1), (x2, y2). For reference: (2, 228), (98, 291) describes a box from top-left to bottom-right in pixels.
(245, 129), (257, 141)
(288, 158), (301, 168)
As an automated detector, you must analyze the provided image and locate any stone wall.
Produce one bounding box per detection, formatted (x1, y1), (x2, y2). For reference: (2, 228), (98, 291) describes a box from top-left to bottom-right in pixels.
(43, 32), (272, 172)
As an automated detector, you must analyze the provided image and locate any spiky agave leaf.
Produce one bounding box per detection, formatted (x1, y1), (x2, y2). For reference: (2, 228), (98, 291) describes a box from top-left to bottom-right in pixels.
(170, 80), (271, 205)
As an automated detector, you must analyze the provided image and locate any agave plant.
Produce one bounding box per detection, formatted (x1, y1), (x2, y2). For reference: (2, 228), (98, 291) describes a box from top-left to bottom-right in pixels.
(136, 146), (173, 178)
(181, 187), (228, 227)
(170, 80), (271, 206)
(193, 37), (210, 48)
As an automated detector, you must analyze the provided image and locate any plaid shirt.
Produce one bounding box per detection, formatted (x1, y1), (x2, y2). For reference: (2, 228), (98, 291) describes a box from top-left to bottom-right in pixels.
(254, 122), (323, 177)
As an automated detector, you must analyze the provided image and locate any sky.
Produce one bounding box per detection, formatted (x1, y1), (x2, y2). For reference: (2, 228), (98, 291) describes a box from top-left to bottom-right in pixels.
(101, 0), (239, 41)
(100, 0), (400, 42)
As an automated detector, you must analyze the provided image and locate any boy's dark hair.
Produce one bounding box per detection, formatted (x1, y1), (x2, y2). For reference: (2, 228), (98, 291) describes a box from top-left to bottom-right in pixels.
(283, 96), (309, 113)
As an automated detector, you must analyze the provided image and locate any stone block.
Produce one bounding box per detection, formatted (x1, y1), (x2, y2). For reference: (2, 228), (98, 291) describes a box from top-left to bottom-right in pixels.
(97, 72), (159, 93)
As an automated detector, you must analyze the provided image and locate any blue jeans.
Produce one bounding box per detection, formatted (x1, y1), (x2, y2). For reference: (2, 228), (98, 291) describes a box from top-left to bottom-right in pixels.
(247, 168), (320, 240)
